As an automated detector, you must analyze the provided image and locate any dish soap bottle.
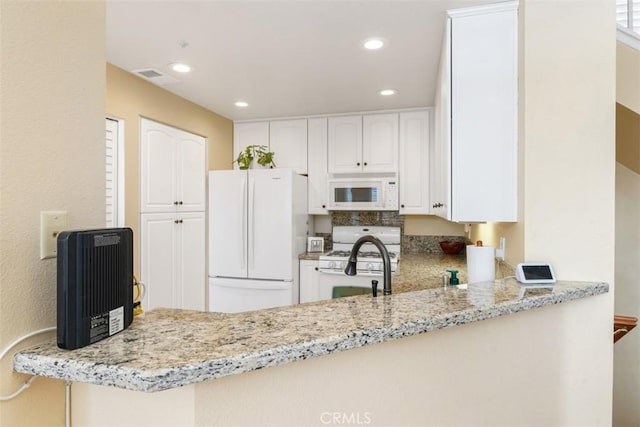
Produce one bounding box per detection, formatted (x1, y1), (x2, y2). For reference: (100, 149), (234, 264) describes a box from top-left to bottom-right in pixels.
(446, 270), (460, 286)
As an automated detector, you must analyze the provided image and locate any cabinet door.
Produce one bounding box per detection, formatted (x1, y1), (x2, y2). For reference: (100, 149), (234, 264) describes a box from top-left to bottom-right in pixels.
(450, 6), (517, 222)
(176, 212), (205, 311)
(140, 213), (178, 310)
(362, 113), (399, 173)
(176, 129), (206, 212)
(431, 18), (452, 219)
(328, 116), (362, 173)
(299, 260), (321, 303)
(307, 118), (328, 214)
(269, 119), (308, 174)
(399, 111), (430, 215)
(233, 122), (269, 170)
(140, 120), (178, 213)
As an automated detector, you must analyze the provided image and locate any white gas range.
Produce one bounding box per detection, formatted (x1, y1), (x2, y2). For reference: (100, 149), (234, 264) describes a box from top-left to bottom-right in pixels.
(315, 226), (400, 300)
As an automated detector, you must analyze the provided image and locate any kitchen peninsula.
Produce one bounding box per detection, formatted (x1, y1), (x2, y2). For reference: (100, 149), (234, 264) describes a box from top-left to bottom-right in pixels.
(13, 261), (608, 426)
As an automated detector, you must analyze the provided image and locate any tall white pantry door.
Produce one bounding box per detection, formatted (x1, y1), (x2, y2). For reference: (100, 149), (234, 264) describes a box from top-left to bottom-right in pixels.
(140, 118), (207, 311)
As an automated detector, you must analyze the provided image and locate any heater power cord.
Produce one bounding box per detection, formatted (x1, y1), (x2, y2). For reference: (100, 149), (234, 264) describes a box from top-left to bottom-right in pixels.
(133, 275), (145, 316)
(0, 327), (56, 401)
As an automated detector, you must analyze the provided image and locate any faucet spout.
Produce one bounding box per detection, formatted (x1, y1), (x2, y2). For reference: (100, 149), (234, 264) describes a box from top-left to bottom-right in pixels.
(344, 235), (392, 296)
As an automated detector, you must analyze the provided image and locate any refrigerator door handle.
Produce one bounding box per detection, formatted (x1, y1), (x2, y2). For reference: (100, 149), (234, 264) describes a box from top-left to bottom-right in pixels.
(241, 177), (247, 269)
(249, 177), (256, 270)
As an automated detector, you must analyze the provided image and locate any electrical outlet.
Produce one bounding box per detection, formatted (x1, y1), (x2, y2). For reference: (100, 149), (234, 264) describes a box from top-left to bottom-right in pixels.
(496, 237), (506, 261)
(40, 211), (68, 259)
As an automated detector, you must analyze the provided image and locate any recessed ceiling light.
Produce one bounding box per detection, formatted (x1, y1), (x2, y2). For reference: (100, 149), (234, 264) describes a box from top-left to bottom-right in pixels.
(169, 63), (191, 73)
(363, 38), (385, 50)
(379, 89), (397, 96)
(235, 101), (249, 108)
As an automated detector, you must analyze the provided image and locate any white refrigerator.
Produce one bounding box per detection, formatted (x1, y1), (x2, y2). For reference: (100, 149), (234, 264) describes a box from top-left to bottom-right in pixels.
(208, 168), (309, 313)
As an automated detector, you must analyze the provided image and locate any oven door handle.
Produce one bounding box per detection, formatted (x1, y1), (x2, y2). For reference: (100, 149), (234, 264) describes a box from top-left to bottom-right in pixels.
(318, 269), (383, 276)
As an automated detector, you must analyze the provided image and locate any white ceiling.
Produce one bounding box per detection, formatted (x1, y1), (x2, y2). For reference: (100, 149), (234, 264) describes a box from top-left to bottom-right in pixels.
(106, 1), (495, 121)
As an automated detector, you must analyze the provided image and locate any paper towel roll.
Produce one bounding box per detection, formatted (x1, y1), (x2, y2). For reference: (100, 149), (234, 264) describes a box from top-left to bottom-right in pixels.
(466, 245), (495, 284)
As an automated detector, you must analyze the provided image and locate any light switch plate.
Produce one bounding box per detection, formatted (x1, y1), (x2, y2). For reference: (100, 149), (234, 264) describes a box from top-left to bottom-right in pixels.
(40, 211), (68, 259)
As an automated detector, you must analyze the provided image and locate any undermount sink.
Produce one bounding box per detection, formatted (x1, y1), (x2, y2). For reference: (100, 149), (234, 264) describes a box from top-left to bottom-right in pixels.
(332, 286), (372, 299)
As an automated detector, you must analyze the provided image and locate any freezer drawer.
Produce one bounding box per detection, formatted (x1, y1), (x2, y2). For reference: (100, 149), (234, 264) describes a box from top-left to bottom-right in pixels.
(209, 278), (295, 313)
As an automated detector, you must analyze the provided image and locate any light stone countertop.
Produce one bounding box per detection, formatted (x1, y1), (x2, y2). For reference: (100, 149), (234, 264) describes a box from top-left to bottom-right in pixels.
(14, 253), (607, 393)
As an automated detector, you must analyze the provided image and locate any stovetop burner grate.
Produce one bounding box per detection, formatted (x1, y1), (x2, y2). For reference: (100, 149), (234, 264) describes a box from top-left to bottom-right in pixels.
(324, 250), (398, 259)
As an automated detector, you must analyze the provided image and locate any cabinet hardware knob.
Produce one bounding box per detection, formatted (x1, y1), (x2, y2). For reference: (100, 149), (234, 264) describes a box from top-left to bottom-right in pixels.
(174, 220), (179, 224)
(401, 204), (405, 208)
(315, 267), (318, 271)
(180, 219), (184, 223)
(322, 204), (326, 208)
(364, 162), (367, 166)
(356, 162), (360, 166)
(179, 201), (183, 205)
(174, 201), (179, 205)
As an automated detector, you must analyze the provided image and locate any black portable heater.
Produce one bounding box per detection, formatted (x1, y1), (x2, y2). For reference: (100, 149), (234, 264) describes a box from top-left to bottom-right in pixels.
(57, 228), (134, 350)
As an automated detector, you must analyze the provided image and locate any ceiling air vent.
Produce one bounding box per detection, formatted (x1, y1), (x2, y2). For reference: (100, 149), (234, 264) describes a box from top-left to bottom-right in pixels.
(131, 68), (179, 86)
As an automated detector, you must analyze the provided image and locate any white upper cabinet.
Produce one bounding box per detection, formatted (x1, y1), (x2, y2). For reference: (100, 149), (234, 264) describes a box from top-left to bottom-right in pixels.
(328, 113), (398, 174)
(307, 118), (329, 214)
(327, 115), (362, 173)
(399, 110), (430, 215)
(269, 119), (308, 174)
(233, 122), (269, 170)
(140, 119), (206, 213)
(432, 2), (518, 222)
(362, 113), (399, 173)
(234, 120), (308, 174)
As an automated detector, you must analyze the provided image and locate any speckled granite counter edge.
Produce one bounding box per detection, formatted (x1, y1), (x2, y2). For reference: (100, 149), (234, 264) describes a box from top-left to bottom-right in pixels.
(14, 282), (608, 393)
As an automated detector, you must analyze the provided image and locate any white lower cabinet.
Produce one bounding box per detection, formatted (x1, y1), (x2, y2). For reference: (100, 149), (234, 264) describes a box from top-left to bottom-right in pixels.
(399, 110), (431, 214)
(140, 212), (205, 311)
(299, 259), (321, 303)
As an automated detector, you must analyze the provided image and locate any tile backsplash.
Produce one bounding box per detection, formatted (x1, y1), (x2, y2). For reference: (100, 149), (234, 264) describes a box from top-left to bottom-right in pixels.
(331, 211), (404, 228)
(402, 235), (469, 254)
(311, 212), (470, 254)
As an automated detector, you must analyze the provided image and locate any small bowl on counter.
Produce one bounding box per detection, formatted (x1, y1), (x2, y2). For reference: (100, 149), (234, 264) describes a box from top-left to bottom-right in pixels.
(439, 241), (465, 255)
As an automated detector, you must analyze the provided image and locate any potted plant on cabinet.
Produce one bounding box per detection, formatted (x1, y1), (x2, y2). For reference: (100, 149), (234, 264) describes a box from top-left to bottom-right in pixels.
(234, 145), (276, 169)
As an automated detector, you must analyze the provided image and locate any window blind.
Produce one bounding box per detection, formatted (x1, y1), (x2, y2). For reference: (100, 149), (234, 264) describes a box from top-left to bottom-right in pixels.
(617, 0), (640, 34)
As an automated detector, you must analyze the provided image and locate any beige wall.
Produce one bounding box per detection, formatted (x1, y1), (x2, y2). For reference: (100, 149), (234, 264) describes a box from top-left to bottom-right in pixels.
(404, 215), (466, 236)
(617, 42), (640, 113)
(616, 102), (640, 173)
(106, 64), (233, 275)
(477, 0), (617, 420)
(521, 0), (616, 418)
(0, 2), (105, 426)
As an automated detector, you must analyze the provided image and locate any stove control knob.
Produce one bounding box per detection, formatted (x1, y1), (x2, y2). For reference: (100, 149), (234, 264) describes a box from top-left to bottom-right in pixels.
(366, 263), (374, 271)
(328, 261), (336, 269)
(338, 261), (345, 269)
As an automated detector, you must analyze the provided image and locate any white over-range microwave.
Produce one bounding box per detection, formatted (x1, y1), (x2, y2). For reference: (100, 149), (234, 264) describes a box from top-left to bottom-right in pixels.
(327, 174), (398, 211)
